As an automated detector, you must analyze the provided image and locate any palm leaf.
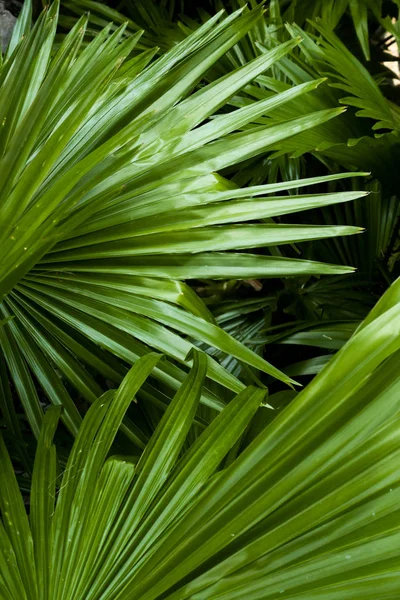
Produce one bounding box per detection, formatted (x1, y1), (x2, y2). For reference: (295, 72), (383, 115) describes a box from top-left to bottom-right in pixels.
(278, 0), (383, 61)
(1, 278), (400, 598)
(0, 0), (367, 440)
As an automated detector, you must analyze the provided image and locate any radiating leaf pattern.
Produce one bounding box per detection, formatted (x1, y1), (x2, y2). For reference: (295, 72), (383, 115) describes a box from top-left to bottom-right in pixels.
(1, 279), (400, 599)
(0, 0), (366, 439)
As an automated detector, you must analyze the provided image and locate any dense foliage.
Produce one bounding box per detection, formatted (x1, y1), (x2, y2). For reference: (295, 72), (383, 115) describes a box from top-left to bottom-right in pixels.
(0, 1), (399, 598)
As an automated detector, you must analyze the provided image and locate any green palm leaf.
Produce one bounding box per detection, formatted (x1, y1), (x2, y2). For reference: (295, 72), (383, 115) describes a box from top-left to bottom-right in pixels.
(280, 0), (383, 60)
(1, 278), (400, 599)
(0, 0), (367, 440)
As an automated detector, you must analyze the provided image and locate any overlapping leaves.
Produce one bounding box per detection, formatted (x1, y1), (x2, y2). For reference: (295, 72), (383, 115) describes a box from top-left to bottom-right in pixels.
(0, 1), (366, 441)
(1, 277), (400, 599)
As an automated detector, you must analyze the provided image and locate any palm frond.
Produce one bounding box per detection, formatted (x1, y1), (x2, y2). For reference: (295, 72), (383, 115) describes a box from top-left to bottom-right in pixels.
(0, 0), (367, 439)
(278, 0), (384, 61)
(1, 278), (400, 599)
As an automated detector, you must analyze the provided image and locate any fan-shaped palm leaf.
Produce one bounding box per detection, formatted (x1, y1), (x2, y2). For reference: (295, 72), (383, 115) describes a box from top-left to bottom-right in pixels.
(1, 278), (400, 599)
(0, 1), (366, 441)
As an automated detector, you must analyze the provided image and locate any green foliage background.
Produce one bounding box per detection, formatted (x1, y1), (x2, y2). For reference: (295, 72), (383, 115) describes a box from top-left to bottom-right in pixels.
(0, 0), (400, 598)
